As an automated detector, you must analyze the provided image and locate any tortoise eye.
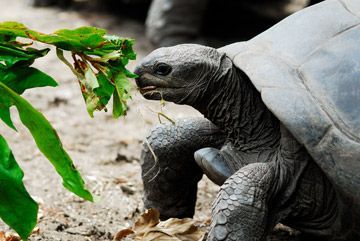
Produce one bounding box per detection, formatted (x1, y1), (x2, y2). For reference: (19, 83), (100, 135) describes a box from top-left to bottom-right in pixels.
(154, 63), (172, 76)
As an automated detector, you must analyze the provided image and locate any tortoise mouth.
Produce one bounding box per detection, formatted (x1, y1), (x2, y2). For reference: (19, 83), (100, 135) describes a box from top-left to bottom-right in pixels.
(139, 85), (157, 95)
(135, 71), (186, 102)
(136, 72), (169, 87)
(139, 86), (165, 100)
(135, 73), (174, 100)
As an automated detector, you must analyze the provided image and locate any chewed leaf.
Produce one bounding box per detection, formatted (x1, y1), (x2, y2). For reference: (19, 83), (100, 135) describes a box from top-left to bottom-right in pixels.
(0, 21), (137, 118)
(115, 209), (205, 241)
(85, 93), (101, 117)
(84, 65), (99, 89)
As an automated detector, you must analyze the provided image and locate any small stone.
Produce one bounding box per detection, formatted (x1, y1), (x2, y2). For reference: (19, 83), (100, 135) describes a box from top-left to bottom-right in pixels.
(121, 185), (135, 195)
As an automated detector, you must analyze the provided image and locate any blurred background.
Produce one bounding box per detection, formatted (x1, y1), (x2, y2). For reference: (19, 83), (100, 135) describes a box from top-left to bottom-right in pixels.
(0, 0), (321, 240)
(27, 0), (323, 47)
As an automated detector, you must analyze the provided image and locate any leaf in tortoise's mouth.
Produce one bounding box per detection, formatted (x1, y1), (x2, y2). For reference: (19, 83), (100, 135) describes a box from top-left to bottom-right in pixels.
(139, 85), (157, 94)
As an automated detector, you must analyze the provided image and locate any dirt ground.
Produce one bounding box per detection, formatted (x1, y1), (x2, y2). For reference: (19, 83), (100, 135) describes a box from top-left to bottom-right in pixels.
(0, 1), (299, 240)
(0, 1), (219, 240)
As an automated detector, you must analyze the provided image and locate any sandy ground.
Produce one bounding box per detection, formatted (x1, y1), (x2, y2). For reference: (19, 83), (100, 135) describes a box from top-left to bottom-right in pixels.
(0, 1), (218, 240)
(0, 1), (300, 240)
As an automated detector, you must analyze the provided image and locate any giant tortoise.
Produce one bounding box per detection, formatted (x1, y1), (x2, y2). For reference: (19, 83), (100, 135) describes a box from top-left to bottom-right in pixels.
(134, 0), (360, 240)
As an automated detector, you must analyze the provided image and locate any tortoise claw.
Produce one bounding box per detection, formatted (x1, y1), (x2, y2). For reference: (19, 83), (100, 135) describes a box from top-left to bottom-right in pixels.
(194, 147), (232, 185)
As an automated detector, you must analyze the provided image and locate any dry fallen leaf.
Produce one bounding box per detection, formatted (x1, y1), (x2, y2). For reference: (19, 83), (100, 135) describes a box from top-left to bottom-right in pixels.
(134, 208), (161, 234)
(0, 232), (5, 241)
(114, 228), (135, 240)
(115, 209), (205, 241)
(31, 226), (40, 235)
(0, 232), (21, 241)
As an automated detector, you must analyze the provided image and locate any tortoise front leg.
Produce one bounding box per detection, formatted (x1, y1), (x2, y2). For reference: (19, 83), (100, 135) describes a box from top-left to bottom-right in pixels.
(208, 162), (277, 241)
(205, 126), (313, 241)
(141, 118), (225, 220)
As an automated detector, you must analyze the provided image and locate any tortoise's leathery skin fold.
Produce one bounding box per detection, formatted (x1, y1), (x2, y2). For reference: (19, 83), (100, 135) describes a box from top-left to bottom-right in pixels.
(141, 118), (225, 220)
(208, 127), (340, 241)
(200, 57), (281, 154)
(283, 161), (339, 236)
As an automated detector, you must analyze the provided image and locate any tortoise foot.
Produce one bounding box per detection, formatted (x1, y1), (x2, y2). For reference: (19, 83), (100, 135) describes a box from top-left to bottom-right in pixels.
(194, 147), (232, 185)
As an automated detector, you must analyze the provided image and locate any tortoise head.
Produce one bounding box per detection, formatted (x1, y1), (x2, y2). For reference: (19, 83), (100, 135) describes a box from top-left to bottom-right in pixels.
(135, 44), (226, 107)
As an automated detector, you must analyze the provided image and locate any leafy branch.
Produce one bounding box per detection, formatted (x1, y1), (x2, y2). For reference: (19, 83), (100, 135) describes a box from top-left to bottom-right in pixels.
(0, 21), (137, 240)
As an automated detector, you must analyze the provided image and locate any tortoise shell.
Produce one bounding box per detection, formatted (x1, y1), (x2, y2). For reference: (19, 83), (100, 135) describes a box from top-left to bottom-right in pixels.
(219, 0), (360, 204)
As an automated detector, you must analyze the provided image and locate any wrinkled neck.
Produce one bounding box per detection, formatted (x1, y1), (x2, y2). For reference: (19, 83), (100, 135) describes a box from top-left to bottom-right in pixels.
(195, 58), (280, 152)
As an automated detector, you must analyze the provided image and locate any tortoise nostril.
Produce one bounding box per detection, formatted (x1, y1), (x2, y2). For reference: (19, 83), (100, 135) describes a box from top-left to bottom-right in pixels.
(134, 65), (143, 77)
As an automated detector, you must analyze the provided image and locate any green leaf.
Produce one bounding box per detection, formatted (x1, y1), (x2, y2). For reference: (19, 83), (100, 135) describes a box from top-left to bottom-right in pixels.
(121, 39), (136, 60)
(0, 66), (58, 94)
(0, 135), (38, 241)
(0, 106), (16, 130)
(1, 21), (137, 118)
(112, 88), (123, 118)
(54, 27), (106, 49)
(112, 73), (131, 118)
(0, 43), (50, 67)
(0, 22), (28, 38)
(94, 72), (114, 107)
(0, 82), (93, 201)
(0, 20), (141, 239)
(0, 64), (57, 130)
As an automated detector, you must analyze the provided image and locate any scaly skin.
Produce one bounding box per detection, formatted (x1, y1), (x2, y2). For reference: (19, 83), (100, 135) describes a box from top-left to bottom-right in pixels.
(135, 44), (344, 240)
(141, 118), (225, 220)
(207, 127), (339, 241)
